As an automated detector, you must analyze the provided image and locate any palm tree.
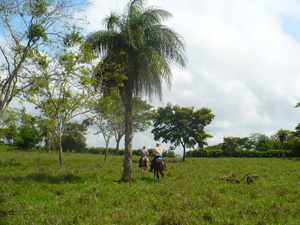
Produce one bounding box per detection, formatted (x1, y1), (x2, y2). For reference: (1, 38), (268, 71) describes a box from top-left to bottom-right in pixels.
(86, 0), (186, 181)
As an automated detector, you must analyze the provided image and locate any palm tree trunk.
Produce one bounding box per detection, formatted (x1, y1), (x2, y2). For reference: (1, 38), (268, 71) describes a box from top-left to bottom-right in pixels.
(122, 86), (133, 181)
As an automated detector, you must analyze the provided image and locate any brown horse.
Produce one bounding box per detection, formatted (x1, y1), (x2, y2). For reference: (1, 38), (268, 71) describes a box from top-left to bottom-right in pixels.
(141, 157), (150, 173)
(153, 159), (165, 182)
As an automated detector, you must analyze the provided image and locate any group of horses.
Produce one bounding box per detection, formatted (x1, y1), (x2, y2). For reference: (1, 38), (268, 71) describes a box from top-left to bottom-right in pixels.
(141, 157), (165, 182)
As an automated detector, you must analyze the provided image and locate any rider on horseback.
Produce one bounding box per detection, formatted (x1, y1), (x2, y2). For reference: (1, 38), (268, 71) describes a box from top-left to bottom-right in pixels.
(149, 142), (167, 172)
(138, 146), (149, 167)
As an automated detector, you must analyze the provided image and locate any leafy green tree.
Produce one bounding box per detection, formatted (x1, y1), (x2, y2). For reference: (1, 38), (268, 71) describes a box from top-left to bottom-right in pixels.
(36, 117), (56, 152)
(295, 123), (300, 137)
(222, 137), (239, 156)
(287, 137), (300, 156)
(0, 0), (88, 118)
(274, 129), (291, 149)
(91, 97), (116, 162)
(205, 143), (223, 150)
(62, 122), (87, 153)
(0, 108), (20, 145)
(86, 0), (186, 180)
(236, 137), (255, 150)
(152, 103), (214, 161)
(162, 150), (175, 158)
(90, 94), (153, 158)
(22, 37), (96, 165)
(16, 108), (42, 149)
(256, 134), (272, 151)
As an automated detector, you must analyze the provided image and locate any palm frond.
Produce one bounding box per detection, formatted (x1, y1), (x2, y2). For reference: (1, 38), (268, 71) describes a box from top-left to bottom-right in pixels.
(145, 24), (187, 68)
(102, 12), (122, 31)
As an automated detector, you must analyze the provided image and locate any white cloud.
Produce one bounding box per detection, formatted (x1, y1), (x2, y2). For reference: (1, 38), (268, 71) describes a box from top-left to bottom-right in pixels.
(83, 0), (300, 153)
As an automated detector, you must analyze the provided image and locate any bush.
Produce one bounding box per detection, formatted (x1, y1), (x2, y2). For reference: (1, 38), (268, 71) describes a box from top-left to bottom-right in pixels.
(163, 150), (175, 158)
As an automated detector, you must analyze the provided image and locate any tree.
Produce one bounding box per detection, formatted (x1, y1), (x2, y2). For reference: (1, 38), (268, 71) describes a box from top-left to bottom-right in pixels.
(222, 137), (239, 157)
(16, 108), (42, 149)
(22, 39), (96, 165)
(62, 121), (88, 153)
(90, 94), (153, 158)
(256, 134), (272, 151)
(151, 103), (214, 161)
(91, 96), (116, 162)
(235, 137), (255, 150)
(274, 129), (291, 149)
(36, 117), (56, 152)
(0, 108), (20, 145)
(292, 123), (300, 138)
(0, 0), (89, 118)
(86, 0), (186, 180)
(103, 95), (153, 155)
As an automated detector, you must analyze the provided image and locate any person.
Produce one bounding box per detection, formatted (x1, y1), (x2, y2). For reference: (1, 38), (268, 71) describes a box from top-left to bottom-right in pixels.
(138, 146), (149, 167)
(149, 142), (167, 172)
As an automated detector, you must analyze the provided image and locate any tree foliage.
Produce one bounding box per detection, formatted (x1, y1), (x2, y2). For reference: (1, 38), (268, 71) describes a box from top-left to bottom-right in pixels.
(22, 35), (96, 165)
(222, 137), (239, 156)
(0, 0), (89, 117)
(62, 121), (88, 153)
(90, 94), (153, 156)
(152, 103), (214, 161)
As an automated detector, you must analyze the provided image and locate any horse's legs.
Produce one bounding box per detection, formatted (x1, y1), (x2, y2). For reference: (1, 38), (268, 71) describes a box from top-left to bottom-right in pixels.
(161, 162), (165, 182)
(160, 170), (164, 182)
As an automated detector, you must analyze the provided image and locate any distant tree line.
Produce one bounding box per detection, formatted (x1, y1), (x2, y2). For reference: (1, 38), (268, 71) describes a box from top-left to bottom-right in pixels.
(87, 147), (176, 158)
(187, 125), (300, 157)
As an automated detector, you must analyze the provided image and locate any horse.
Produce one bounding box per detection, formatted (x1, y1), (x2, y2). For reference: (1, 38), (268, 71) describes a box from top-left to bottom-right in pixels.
(153, 159), (165, 182)
(141, 157), (150, 173)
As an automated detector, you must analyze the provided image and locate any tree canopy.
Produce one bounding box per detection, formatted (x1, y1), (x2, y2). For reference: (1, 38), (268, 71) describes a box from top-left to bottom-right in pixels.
(0, 0), (89, 118)
(151, 103), (215, 161)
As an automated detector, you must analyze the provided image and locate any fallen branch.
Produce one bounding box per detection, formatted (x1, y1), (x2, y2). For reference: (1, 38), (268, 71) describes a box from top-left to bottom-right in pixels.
(219, 172), (235, 180)
(219, 172), (259, 185)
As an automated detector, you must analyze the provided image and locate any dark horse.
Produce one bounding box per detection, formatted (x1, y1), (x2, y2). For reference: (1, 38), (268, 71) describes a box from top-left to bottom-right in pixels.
(153, 159), (165, 182)
(141, 157), (150, 173)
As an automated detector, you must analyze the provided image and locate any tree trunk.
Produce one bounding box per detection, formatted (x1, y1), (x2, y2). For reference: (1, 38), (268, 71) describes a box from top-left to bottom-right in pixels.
(116, 139), (120, 155)
(121, 88), (133, 181)
(58, 131), (63, 165)
(182, 145), (186, 162)
(115, 134), (122, 155)
(105, 142), (109, 162)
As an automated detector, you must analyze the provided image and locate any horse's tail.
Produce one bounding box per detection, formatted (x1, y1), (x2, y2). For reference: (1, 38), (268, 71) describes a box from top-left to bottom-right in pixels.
(146, 158), (150, 170)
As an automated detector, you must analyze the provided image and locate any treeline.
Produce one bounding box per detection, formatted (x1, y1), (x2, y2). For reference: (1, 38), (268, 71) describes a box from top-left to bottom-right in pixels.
(87, 147), (176, 158)
(187, 128), (300, 158)
(186, 149), (292, 158)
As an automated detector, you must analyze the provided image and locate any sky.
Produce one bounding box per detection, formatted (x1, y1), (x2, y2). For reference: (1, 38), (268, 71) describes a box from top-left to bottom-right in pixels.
(4, 0), (300, 155)
(80, 0), (300, 154)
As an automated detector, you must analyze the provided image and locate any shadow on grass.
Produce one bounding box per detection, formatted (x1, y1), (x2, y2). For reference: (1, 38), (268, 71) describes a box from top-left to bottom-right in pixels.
(7, 172), (85, 184)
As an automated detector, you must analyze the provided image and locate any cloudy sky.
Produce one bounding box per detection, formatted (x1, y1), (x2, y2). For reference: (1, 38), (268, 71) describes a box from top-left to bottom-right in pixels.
(82, 0), (300, 154)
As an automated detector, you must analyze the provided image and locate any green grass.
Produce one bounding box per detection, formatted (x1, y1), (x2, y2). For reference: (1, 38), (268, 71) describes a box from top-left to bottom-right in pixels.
(1, 147), (300, 224)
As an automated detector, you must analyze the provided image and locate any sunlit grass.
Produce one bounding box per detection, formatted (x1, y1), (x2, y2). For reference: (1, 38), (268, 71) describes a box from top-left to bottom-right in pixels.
(1, 147), (300, 224)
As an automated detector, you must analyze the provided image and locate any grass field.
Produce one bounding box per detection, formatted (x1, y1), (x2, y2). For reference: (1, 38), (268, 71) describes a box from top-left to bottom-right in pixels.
(1, 147), (300, 225)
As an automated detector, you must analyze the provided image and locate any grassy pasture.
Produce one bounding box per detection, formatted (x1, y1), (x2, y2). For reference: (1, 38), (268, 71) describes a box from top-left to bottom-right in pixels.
(1, 147), (300, 225)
